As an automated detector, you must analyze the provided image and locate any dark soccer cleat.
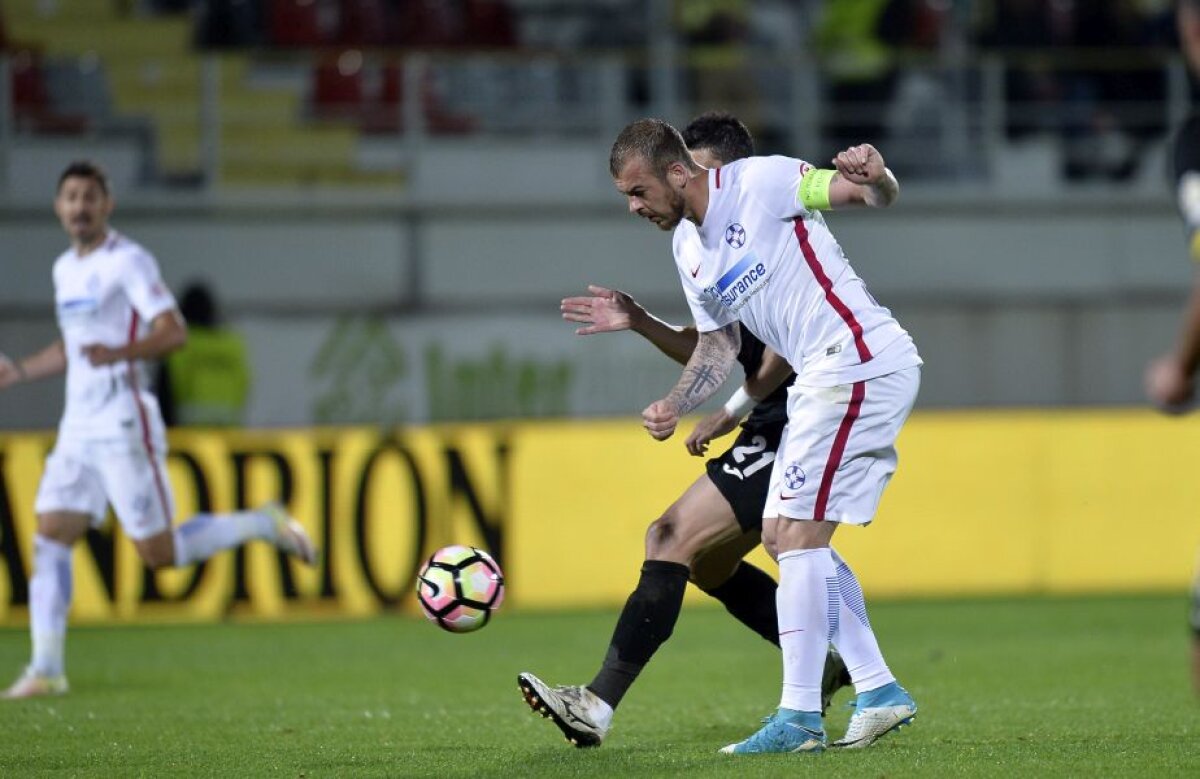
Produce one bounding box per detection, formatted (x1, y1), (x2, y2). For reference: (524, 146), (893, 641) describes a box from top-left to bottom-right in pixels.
(517, 672), (612, 747)
(821, 649), (853, 716)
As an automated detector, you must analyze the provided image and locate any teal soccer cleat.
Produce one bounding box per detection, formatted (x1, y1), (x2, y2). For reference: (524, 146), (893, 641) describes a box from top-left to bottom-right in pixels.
(719, 709), (826, 755)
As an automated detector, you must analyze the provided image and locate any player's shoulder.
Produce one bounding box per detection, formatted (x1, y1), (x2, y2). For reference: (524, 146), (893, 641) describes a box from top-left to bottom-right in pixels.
(104, 230), (152, 258)
(104, 230), (160, 270)
(51, 247), (74, 274)
(736, 155), (808, 190)
(672, 218), (700, 250)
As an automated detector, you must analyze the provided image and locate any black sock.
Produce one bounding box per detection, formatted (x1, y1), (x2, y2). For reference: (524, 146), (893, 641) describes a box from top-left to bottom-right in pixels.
(587, 560), (689, 709)
(700, 561), (780, 647)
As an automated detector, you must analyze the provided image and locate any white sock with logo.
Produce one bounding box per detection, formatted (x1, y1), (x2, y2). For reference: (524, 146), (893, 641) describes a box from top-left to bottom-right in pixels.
(173, 511), (275, 566)
(830, 548), (895, 694)
(777, 547), (837, 712)
(29, 535), (73, 677)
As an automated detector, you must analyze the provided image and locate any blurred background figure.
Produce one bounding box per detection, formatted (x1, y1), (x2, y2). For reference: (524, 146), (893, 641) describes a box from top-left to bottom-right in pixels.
(1141, 0), (1200, 697)
(156, 282), (251, 427)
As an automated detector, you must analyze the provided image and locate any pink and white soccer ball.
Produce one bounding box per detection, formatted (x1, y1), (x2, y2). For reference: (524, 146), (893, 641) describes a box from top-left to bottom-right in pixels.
(416, 545), (505, 633)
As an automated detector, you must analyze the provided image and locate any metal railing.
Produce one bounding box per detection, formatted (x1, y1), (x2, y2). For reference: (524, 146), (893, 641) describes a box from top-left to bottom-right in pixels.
(0, 46), (1193, 193)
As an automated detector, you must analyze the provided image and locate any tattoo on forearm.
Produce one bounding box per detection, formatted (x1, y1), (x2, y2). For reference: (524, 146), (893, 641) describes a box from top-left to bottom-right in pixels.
(685, 364), (720, 396)
(665, 324), (739, 415)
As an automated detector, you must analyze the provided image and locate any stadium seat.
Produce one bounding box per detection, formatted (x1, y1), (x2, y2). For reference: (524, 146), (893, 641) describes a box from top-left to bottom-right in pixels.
(9, 47), (87, 133)
(370, 61), (475, 136)
(269, 0), (333, 47)
(312, 50), (366, 123)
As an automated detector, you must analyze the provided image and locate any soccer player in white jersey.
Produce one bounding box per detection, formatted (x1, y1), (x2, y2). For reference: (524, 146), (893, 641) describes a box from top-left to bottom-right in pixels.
(518, 113), (850, 748)
(0, 161), (317, 700)
(610, 119), (922, 754)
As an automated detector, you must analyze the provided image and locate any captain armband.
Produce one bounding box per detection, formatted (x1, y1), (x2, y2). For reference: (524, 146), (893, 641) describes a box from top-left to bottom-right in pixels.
(798, 167), (835, 211)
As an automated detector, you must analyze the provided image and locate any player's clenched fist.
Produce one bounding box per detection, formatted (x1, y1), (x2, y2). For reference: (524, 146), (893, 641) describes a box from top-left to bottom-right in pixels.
(642, 399), (679, 441)
(832, 143), (885, 185)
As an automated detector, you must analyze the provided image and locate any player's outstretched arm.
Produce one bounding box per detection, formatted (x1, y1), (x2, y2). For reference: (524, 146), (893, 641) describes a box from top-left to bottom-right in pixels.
(0, 340), (66, 390)
(81, 310), (187, 366)
(825, 143), (899, 209)
(1146, 270), (1200, 412)
(643, 322), (740, 441)
(561, 284), (699, 364)
(684, 347), (793, 456)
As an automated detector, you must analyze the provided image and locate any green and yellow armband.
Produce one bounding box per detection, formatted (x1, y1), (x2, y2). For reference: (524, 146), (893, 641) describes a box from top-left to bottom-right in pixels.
(798, 168), (835, 211)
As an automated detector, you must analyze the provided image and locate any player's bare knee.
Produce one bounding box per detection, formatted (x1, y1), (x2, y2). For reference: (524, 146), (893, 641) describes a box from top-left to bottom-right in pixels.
(36, 513), (88, 545)
(139, 548), (174, 570)
(644, 515), (676, 557)
(644, 515), (695, 565)
(135, 534), (176, 570)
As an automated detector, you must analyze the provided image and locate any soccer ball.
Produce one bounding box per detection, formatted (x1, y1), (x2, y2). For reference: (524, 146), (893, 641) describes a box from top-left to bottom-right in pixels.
(416, 545), (505, 633)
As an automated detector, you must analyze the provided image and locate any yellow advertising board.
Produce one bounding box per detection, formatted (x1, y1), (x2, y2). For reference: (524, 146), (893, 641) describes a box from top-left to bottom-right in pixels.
(0, 410), (1197, 626)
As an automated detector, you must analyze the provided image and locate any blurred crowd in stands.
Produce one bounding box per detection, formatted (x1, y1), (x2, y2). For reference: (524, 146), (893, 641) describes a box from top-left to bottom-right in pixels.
(2, 1), (1194, 183)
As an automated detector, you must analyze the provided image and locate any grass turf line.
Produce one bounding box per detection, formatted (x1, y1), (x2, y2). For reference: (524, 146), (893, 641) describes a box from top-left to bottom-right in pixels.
(0, 594), (1197, 777)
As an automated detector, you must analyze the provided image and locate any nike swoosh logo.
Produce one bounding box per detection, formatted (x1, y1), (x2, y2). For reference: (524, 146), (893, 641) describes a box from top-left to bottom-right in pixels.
(690, 265), (701, 278)
(786, 723), (823, 736)
(780, 495), (799, 501)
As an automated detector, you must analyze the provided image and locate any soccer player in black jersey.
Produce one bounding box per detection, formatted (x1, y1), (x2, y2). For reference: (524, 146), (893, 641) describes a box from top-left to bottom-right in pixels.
(518, 113), (850, 746)
(1143, 0), (1200, 696)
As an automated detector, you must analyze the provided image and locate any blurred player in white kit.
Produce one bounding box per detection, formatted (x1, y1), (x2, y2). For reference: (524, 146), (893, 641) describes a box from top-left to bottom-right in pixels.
(0, 161), (317, 699)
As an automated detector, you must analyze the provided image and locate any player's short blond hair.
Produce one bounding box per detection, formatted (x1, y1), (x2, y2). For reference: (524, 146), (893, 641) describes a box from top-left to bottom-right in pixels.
(609, 118), (696, 180)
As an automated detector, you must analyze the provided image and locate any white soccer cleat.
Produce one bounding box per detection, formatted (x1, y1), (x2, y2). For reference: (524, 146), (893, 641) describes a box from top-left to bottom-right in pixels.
(262, 502), (318, 566)
(2, 668), (69, 700)
(517, 672), (613, 747)
(831, 683), (917, 749)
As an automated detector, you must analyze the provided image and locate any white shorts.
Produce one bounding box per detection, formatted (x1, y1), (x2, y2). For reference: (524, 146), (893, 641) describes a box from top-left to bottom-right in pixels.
(34, 437), (175, 541)
(764, 366), (920, 525)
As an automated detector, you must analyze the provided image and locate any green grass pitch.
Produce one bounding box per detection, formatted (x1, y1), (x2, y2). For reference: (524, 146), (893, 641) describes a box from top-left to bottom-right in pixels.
(1, 594), (1197, 777)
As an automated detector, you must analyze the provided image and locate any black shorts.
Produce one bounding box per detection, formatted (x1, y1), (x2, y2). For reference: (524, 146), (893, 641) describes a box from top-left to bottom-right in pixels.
(704, 418), (786, 532)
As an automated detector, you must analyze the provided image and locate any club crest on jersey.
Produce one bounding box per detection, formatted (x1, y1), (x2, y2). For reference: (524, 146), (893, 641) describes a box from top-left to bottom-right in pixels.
(724, 222), (746, 249)
(706, 253), (770, 312)
(784, 463), (806, 490)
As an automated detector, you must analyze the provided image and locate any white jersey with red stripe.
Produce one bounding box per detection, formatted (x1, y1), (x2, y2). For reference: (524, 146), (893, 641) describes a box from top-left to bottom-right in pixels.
(674, 156), (921, 386)
(52, 229), (177, 442)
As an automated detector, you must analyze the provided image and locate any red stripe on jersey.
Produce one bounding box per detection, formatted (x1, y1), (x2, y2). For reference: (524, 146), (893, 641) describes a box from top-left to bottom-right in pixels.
(126, 310), (172, 523)
(715, 167), (721, 189)
(793, 218), (872, 362)
(813, 380), (865, 521)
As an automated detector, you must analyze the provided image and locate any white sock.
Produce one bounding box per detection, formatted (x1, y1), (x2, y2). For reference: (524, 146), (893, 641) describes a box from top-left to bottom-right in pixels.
(777, 547), (837, 713)
(29, 536), (73, 677)
(173, 511), (275, 567)
(830, 548), (895, 694)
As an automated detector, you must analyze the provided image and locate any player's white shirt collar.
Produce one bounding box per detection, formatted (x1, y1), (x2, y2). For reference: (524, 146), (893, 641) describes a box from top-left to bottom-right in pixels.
(61, 228), (119, 263)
